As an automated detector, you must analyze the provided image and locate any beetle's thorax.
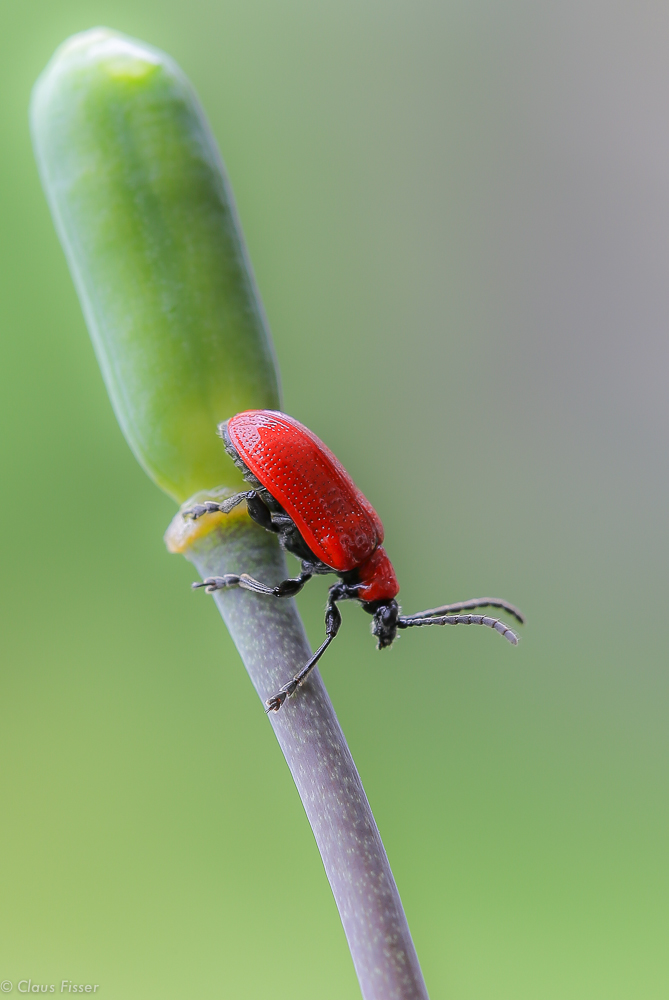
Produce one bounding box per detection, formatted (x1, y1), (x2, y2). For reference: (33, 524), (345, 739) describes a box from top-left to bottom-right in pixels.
(354, 545), (399, 603)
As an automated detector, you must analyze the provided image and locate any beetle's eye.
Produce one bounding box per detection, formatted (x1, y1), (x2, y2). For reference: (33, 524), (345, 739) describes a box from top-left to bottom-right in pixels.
(381, 604), (398, 627)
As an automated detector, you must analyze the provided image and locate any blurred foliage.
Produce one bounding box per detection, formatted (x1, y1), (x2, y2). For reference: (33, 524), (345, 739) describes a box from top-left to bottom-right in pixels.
(2, 1), (669, 998)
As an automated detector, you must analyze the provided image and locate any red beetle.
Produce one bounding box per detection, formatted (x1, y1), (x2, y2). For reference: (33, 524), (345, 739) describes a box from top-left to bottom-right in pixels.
(185, 410), (524, 712)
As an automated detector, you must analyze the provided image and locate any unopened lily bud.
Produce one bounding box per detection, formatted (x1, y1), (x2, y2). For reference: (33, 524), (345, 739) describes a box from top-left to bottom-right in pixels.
(31, 28), (280, 502)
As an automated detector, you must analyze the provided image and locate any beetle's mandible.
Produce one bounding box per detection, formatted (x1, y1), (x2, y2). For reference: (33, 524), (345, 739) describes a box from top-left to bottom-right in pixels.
(184, 410), (524, 712)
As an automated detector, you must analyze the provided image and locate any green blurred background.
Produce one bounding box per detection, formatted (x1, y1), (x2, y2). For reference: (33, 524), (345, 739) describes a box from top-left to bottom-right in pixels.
(2, 1), (669, 997)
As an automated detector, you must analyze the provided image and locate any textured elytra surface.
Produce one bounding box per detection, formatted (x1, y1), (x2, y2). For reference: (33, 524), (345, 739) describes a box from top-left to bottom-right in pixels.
(227, 410), (384, 572)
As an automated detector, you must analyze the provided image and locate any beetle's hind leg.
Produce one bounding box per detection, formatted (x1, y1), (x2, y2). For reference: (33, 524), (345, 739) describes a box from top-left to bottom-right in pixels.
(193, 570), (312, 598)
(245, 492), (278, 532)
(182, 489), (282, 529)
(182, 490), (257, 520)
(266, 592), (342, 713)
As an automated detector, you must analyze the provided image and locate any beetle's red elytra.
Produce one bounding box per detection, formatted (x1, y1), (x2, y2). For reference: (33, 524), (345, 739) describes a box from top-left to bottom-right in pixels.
(184, 410), (524, 712)
(227, 410), (398, 603)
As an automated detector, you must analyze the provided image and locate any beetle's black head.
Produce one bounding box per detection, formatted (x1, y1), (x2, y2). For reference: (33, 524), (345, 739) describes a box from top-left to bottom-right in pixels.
(365, 599), (399, 649)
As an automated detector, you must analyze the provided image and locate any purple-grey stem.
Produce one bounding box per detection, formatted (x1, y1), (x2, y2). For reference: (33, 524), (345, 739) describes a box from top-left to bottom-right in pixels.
(182, 514), (429, 1000)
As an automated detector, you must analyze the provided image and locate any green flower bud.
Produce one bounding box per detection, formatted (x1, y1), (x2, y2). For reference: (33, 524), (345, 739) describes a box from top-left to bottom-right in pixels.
(31, 28), (280, 502)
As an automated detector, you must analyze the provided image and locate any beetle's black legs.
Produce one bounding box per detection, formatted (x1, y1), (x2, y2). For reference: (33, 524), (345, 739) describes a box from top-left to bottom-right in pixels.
(397, 612), (520, 645)
(193, 571), (312, 598)
(266, 593), (343, 712)
(245, 493), (277, 531)
(405, 597), (525, 625)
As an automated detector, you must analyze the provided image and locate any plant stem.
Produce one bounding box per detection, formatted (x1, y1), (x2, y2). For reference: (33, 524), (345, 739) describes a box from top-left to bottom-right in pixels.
(180, 514), (429, 1000)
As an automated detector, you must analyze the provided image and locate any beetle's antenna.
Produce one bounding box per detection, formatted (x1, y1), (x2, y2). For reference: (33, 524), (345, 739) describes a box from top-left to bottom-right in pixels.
(397, 613), (520, 645)
(405, 597), (524, 625)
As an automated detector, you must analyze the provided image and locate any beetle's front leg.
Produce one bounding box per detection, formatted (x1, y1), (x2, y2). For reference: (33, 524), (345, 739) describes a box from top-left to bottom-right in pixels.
(266, 590), (343, 712)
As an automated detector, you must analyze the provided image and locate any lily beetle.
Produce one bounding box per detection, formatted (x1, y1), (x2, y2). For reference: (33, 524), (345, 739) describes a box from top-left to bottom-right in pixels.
(185, 410), (524, 712)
